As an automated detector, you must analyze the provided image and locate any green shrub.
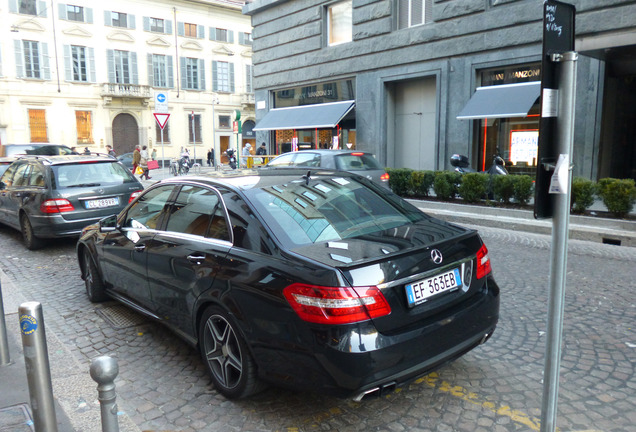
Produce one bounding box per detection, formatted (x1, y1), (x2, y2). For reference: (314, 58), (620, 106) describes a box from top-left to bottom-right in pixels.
(433, 171), (460, 200)
(410, 170), (435, 197)
(458, 173), (489, 203)
(571, 177), (597, 214)
(596, 178), (636, 218)
(492, 175), (516, 204)
(387, 168), (413, 196)
(513, 175), (534, 205)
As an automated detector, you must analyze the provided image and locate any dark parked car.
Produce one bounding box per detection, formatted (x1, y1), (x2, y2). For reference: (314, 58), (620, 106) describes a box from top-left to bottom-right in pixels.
(0, 155), (143, 249)
(77, 169), (499, 400)
(265, 149), (390, 188)
(0, 157), (15, 177)
(117, 152), (134, 170)
(0, 144), (73, 157)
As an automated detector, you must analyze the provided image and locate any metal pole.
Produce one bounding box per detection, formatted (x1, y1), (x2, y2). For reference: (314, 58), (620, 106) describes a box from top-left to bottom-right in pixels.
(191, 111), (196, 166)
(161, 127), (165, 175)
(90, 356), (120, 432)
(540, 51), (577, 432)
(18, 302), (58, 432)
(0, 281), (10, 365)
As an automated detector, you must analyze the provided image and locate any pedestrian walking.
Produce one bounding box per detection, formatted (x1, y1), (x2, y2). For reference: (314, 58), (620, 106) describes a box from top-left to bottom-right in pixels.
(256, 142), (267, 163)
(241, 143), (252, 167)
(106, 145), (116, 157)
(207, 148), (214, 167)
(151, 148), (157, 161)
(132, 146), (141, 176)
(140, 146), (152, 180)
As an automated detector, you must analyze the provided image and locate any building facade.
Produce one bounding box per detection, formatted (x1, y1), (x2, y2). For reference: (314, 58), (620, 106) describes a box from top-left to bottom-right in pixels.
(1, 0), (255, 164)
(243, 0), (636, 181)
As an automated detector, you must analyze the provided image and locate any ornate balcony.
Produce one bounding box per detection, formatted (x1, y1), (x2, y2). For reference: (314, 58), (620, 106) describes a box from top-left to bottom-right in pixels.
(101, 83), (152, 102)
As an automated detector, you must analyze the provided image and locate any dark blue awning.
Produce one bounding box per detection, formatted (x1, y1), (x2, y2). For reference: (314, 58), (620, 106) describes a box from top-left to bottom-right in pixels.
(457, 82), (540, 120)
(254, 100), (355, 130)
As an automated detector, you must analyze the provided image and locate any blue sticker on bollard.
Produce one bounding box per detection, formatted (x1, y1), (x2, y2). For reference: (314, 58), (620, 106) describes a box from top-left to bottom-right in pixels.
(20, 315), (38, 335)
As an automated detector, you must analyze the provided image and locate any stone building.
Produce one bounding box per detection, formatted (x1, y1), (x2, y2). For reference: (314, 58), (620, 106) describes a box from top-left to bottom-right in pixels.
(243, 0), (636, 181)
(1, 0), (255, 164)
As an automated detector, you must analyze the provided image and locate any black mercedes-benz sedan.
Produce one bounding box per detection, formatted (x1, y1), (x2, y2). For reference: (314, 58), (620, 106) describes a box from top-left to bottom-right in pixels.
(77, 169), (499, 400)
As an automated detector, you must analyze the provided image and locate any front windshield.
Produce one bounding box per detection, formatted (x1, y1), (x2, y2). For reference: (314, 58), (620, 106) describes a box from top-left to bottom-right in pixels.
(52, 161), (136, 188)
(245, 176), (425, 247)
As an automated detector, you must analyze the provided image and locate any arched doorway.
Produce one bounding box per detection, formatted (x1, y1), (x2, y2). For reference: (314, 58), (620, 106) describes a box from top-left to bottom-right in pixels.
(112, 113), (139, 155)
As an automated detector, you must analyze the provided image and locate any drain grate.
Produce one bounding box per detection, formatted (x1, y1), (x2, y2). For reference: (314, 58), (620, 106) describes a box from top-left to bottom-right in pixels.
(0, 403), (34, 431)
(95, 304), (148, 329)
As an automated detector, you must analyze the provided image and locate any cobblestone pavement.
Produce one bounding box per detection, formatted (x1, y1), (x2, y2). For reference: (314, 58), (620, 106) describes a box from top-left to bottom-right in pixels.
(1, 222), (635, 432)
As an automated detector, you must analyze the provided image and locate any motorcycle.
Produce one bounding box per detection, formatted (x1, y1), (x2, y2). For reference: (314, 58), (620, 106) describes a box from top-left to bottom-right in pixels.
(226, 149), (237, 170)
(450, 151), (509, 176)
(179, 155), (190, 175)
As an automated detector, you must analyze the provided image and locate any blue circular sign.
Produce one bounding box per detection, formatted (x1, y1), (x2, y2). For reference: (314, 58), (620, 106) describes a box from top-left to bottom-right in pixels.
(20, 315), (38, 335)
(157, 94), (166, 103)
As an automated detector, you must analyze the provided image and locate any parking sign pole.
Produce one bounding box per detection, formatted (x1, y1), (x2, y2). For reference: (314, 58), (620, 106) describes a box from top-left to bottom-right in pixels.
(540, 50), (577, 432)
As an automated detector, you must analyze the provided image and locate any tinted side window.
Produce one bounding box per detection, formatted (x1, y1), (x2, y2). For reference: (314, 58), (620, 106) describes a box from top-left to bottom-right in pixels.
(165, 185), (229, 241)
(1, 163), (22, 187)
(267, 153), (295, 167)
(293, 153), (320, 167)
(219, 187), (274, 253)
(123, 185), (175, 230)
(27, 164), (46, 187)
(12, 163), (32, 187)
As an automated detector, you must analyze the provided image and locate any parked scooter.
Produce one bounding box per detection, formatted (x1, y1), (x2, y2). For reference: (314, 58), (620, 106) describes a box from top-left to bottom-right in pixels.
(226, 149), (237, 169)
(450, 151), (509, 176)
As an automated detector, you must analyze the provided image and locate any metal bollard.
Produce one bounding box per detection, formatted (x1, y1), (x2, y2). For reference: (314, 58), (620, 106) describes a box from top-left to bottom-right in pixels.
(90, 356), (120, 432)
(18, 301), (58, 432)
(0, 281), (10, 365)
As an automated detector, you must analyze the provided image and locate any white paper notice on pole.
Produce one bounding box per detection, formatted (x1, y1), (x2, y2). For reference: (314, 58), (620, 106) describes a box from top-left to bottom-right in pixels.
(542, 88), (558, 118)
(549, 153), (569, 194)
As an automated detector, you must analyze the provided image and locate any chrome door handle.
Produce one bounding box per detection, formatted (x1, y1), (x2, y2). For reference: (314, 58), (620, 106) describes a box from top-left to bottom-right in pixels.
(134, 244), (146, 252)
(187, 254), (205, 265)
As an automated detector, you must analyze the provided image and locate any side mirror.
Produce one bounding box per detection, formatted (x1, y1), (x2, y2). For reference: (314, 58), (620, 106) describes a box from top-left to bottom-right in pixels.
(99, 214), (119, 233)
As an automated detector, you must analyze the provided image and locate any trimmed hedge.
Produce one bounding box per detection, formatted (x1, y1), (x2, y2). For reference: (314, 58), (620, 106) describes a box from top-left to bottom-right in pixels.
(571, 177), (597, 214)
(596, 178), (636, 218)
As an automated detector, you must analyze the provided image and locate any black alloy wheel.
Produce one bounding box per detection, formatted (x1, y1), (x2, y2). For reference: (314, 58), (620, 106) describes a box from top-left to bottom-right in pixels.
(83, 249), (107, 302)
(199, 306), (263, 399)
(20, 213), (44, 250)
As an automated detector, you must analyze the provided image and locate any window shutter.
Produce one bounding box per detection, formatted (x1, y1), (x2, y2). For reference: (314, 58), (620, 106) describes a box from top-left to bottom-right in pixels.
(107, 49), (115, 83)
(128, 14), (136, 30)
(167, 55), (174, 88)
(246, 64), (253, 93)
(131, 52), (138, 84)
(63, 45), (71, 81)
(37, 1), (46, 17)
(165, 20), (173, 35)
(88, 47), (96, 82)
(197, 25), (205, 39)
(147, 54), (154, 87)
(14, 40), (24, 78)
(239, 32), (244, 45)
(228, 31), (234, 44)
(199, 59), (205, 90)
(209, 27), (215, 40)
(229, 62), (234, 93)
(104, 11), (111, 26)
(411, 0), (423, 26)
(143, 16), (150, 32)
(9, 0), (17, 14)
(425, 0), (432, 23)
(86, 8), (93, 23)
(41, 42), (50, 80)
(212, 61), (218, 91)
(58, 3), (67, 20)
(178, 22), (185, 37)
(180, 57), (186, 89)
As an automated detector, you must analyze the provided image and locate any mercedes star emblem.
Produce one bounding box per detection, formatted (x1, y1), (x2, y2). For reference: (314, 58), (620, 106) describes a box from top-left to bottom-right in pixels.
(431, 249), (443, 265)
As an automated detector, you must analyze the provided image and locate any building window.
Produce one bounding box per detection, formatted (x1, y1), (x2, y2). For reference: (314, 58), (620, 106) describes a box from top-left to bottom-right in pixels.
(219, 115), (231, 129)
(211, 28), (233, 43)
(28, 109), (48, 142)
(188, 114), (202, 144)
(185, 23), (197, 37)
(183, 57), (203, 90)
(66, 5), (84, 22)
(239, 32), (252, 46)
(19, 0), (36, 15)
(23, 40), (41, 79)
(245, 64), (253, 93)
(213, 61), (234, 93)
(150, 54), (173, 88)
(70, 45), (87, 81)
(111, 12), (127, 28)
(155, 122), (170, 142)
(327, 0), (352, 46)
(397, 0), (431, 29)
(109, 50), (134, 84)
(150, 18), (164, 33)
(75, 111), (93, 144)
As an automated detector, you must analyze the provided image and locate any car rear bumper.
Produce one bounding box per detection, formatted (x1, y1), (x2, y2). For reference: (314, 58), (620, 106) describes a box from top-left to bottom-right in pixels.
(29, 213), (112, 238)
(253, 277), (500, 398)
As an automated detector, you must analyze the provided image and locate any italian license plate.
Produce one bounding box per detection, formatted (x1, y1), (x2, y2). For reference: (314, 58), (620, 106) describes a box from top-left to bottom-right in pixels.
(406, 268), (462, 307)
(85, 197), (119, 209)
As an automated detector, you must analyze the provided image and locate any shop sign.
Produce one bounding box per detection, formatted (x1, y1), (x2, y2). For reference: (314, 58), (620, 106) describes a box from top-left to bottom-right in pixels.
(274, 79), (356, 108)
(481, 65), (541, 87)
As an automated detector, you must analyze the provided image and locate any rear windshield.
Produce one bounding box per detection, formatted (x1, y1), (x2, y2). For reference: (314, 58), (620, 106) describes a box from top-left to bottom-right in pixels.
(245, 176), (425, 247)
(334, 154), (382, 171)
(51, 161), (136, 189)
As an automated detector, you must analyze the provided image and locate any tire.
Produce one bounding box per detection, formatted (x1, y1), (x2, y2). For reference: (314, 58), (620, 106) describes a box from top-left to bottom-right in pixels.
(83, 249), (108, 302)
(199, 306), (264, 399)
(20, 213), (44, 250)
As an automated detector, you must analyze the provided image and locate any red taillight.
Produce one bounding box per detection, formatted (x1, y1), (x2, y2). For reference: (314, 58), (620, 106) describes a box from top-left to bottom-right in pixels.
(129, 190), (142, 203)
(40, 199), (75, 213)
(380, 172), (390, 182)
(351, 152), (364, 156)
(476, 244), (492, 279)
(283, 283), (391, 325)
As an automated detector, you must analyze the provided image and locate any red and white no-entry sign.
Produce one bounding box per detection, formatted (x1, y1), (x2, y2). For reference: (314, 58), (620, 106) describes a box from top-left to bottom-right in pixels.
(154, 113), (170, 129)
